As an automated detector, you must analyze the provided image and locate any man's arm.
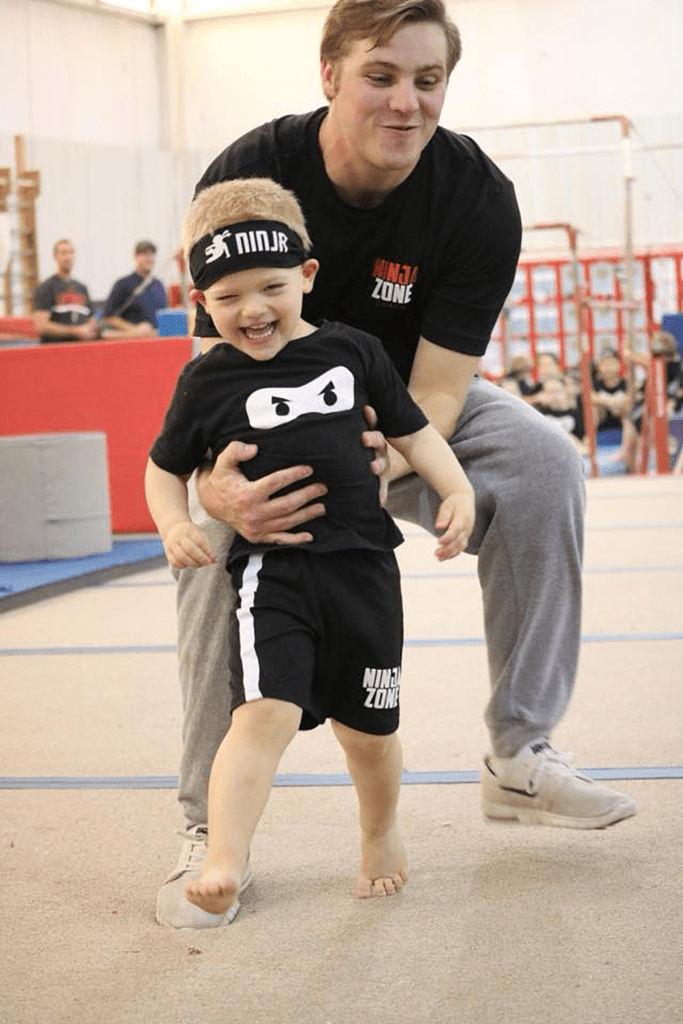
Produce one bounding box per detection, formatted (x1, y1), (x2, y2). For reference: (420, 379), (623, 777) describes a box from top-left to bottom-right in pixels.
(101, 314), (155, 335)
(101, 279), (155, 334)
(388, 338), (480, 481)
(33, 309), (98, 340)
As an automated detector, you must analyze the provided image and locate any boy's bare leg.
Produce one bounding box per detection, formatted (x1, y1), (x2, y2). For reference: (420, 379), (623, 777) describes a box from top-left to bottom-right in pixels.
(186, 698), (302, 916)
(331, 721), (407, 898)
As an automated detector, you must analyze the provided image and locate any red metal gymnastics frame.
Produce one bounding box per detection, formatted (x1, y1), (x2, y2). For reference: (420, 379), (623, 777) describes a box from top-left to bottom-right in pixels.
(494, 240), (681, 476)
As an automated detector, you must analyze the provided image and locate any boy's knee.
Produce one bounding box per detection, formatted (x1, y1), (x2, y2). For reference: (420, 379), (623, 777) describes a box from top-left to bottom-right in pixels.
(233, 698), (302, 743)
(333, 721), (398, 763)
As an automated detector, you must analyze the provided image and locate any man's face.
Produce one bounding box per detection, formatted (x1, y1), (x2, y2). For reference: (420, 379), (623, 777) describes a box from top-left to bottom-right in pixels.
(54, 242), (74, 276)
(322, 21), (448, 182)
(135, 249), (156, 275)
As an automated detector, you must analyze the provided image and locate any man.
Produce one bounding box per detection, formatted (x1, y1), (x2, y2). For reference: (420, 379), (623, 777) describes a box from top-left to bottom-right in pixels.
(157, 0), (636, 930)
(101, 240), (167, 336)
(33, 239), (98, 344)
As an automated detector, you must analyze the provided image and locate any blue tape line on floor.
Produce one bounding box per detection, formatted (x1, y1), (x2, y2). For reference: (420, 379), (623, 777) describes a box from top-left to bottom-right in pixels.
(403, 523), (683, 537)
(100, 564), (683, 589)
(586, 522), (683, 530)
(403, 566), (683, 579)
(2, 632), (683, 656)
(1, 767), (681, 789)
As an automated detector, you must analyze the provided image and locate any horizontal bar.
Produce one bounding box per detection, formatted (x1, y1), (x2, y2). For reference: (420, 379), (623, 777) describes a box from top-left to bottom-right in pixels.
(1, 766), (681, 790)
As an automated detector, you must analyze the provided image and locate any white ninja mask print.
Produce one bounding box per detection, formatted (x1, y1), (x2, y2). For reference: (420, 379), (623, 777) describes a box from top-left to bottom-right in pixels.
(245, 367), (355, 430)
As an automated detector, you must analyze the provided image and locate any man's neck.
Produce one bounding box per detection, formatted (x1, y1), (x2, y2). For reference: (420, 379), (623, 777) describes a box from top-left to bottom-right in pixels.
(318, 111), (415, 210)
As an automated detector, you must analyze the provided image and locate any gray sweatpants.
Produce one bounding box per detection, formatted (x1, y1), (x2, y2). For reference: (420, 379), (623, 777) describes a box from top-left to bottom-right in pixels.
(174, 376), (586, 828)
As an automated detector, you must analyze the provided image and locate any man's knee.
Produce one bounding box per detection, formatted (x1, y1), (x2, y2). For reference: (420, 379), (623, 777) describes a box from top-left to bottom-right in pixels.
(487, 398), (585, 497)
(528, 417), (586, 498)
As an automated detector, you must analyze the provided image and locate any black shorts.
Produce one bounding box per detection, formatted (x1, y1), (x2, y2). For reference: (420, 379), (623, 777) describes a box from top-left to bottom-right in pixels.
(228, 548), (403, 735)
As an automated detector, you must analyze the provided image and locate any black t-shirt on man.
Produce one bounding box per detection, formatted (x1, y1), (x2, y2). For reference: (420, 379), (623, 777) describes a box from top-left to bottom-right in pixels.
(33, 274), (93, 344)
(194, 109), (522, 383)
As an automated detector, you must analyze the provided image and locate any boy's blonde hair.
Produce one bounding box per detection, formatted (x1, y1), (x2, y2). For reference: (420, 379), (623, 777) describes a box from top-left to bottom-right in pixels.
(182, 179), (312, 263)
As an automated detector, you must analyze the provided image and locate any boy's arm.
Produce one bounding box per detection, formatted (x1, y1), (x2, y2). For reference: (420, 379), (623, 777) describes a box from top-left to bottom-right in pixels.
(390, 424), (475, 561)
(391, 423), (471, 502)
(144, 458), (216, 568)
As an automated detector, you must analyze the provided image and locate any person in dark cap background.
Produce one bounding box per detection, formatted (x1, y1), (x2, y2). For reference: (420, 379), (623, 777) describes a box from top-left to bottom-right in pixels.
(101, 239), (167, 336)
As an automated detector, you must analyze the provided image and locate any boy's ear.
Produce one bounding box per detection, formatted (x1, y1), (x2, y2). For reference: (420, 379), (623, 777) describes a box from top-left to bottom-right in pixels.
(189, 287), (206, 308)
(301, 259), (319, 293)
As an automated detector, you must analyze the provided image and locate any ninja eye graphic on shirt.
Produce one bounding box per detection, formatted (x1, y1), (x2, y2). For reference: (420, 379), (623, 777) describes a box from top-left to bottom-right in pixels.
(245, 367), (355, 430)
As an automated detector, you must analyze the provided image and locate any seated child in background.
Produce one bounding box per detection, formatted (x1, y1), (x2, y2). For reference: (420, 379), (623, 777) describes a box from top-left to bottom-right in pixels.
(590, 348), (630, 434)
(622, 330), (683, 470)
(525, 351), (563, 407)
(535, 351), (563, 384)
(503, 354), (539, 399)
(145, 179), (475, 919)
(535, 375), (586, 454)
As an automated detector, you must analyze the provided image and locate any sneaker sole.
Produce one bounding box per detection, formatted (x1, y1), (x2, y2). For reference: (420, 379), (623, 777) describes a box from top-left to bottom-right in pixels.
(481, 795), (637, 830)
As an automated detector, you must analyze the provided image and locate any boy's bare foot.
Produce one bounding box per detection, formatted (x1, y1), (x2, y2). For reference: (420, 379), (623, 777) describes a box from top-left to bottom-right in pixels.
(356, 821), (408, 898)
(185, 868), (240, 916)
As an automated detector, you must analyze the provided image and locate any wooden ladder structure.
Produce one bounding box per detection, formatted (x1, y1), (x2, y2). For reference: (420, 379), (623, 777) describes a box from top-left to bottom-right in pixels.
(0, 166), (11, 314)
(15, 136), (41, 314)
(1, 136), (41, 316)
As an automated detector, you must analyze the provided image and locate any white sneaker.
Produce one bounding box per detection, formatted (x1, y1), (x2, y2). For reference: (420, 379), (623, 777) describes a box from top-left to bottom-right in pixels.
(156, 825), (253, 929)
(480, 740), (637, 829)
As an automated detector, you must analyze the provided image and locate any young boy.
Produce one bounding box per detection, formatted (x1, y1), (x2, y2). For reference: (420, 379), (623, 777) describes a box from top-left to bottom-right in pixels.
(145, 179), (475, 920)
(535, 375), (586, 454)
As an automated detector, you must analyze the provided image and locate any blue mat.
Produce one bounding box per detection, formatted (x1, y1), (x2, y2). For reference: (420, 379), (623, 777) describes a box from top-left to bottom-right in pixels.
(0, 538), (165, 611)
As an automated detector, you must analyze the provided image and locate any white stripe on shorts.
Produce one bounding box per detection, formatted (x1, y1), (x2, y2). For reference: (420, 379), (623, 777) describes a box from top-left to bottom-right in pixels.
(236, 553), (264, 701)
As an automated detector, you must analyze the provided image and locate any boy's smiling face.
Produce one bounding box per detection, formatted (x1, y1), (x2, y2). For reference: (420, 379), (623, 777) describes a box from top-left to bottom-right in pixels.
(193, 259), (319, 361)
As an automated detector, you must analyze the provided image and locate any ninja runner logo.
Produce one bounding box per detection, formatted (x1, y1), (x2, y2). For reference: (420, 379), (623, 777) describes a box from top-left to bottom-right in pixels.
(205, 227), (290, 263)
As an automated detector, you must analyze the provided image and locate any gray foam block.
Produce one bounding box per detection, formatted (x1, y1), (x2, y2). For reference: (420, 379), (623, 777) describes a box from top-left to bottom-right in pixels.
(0, 432), (112, 561)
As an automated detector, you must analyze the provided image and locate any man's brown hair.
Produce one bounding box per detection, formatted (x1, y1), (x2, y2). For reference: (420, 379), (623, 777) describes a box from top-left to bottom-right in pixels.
(321, 0), (462, 79)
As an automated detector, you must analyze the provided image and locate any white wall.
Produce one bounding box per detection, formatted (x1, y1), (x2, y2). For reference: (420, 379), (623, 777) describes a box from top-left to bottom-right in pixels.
(0, 0), (163, 148)
(184, 8), (327, 153)
(0, 0), (173, 302)
(442, 0), (682, 127)
(1, 0), (682, 307)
